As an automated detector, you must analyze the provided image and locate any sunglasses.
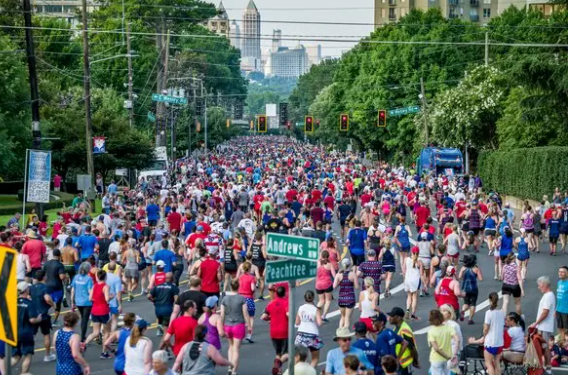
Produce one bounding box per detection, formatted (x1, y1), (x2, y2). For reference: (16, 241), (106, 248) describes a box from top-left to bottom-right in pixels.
(338, 338), (352, 342)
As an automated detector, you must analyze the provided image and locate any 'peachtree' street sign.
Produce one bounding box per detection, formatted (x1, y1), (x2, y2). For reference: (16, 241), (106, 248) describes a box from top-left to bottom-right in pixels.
(266, 233), (320, 262)
(266, 259), (317, 283)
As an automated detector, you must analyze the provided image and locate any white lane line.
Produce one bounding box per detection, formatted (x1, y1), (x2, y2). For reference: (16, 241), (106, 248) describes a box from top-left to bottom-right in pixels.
(414, 291), (503, 335)
(325, 284), (405, 319)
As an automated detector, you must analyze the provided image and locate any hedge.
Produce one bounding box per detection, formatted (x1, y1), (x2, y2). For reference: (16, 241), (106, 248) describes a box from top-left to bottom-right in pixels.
(478, 147), (568, 201)
(0, 191), (75, 216)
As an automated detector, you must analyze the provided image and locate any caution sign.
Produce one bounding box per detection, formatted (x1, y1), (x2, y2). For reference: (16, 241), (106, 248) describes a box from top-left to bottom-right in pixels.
(0, 245), (17, 346)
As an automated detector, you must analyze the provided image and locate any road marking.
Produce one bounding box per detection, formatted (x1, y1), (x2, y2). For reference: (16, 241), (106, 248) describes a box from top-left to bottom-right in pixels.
(325, 284), (405, 319)
(414, 291), (503, 335)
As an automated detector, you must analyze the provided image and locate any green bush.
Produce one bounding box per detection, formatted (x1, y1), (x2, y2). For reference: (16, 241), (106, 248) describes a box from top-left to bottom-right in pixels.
(0, 191), (75, 216)
(478, 147), (568, 201)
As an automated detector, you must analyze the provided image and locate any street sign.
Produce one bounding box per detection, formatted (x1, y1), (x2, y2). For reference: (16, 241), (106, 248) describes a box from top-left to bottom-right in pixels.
(26, 150), (51, 203)
(151, 93), (188, 105)
(147, 112), (156, 122)
(388, 105), (421, 117)
(0, 245), (18, 346)
(266, 233), (320, 262)
(265, 259), (317, 283)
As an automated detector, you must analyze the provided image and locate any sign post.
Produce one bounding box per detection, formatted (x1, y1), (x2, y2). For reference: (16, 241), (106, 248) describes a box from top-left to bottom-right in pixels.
(0, 244), (18, 375)
(151, 93), (188, 105)
(266, 233), (319, 375)
(22, 150), (51, 229)
(388, 105), (421, 117)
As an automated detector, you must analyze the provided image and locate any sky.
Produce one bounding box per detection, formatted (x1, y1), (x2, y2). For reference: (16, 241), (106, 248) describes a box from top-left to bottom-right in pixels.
(219, 0), (375, 58)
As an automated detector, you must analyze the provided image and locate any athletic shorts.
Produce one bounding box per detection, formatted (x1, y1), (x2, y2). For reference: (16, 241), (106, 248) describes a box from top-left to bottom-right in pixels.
(110, 307), (120, 315)
(257, 266), (265, 277)
(49, 289), (64, 304)
(91, 314), (110, 324)
(272, 338), (288, 356)
(350, 253), (365, 267)
(447, 253), (460, 259)
(419, 257), (431, 270)
(245, 297), (256, 317)
(148, 220), (157, 227)
(316, 286), (333, 294)
(502, 283), (521, 298)
(484, 229), (497, 237)
(463, 291), (478, 306)
(225, 323), (246, 340)
(557, 312), (568, 329)
(338, 302), (356, 309)
(525, 228), (534, 234)
(35, 317), (52, 336)
(561, 227), (568, 235)
(399, 246), (411, 253)
(470, 228), (480, 236)
(382, 264), (395, 273)
(485, 346), (503, 356)
(551, 236), (559, 244)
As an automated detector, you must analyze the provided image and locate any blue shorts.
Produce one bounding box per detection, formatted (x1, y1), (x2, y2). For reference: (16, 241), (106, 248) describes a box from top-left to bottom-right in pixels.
(245, 297), (256, 317)
(110, 306), (119, 315)
(50, 290), (63, 304)
(92, 314), (110, 324)
(485, 346), (503, 356)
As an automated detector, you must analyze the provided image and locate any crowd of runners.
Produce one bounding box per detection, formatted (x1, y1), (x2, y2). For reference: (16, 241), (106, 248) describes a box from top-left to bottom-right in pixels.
(1, 135), (568, 375)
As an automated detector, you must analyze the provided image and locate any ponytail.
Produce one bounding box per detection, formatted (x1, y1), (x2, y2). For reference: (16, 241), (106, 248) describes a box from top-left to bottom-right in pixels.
(129, 325), (144, 347)
(364, 277), (375, 295)
(488, 292), (499, 310)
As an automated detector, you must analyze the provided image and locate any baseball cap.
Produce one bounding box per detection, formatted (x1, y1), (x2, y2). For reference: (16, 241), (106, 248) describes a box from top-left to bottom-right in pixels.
(17, 281), (30, 293)
(135, 319), (149, 331)
(411, 246), (419, 254)
(205, 296), (219, 309)
(386, 307), (405, 318)
(353, 321), (368, 334)
(156, 260), (166, 267)
(370, 312), (388, 324)
(446, 265), (456, 277)
(196, 225), (204, 231)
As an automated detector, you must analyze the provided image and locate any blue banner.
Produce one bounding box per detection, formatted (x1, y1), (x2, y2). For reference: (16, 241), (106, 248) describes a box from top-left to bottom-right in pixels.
(27, 150), (51, 203)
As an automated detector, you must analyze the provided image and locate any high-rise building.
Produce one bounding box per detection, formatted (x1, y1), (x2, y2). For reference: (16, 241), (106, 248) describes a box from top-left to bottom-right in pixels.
(271, 45), (309, 78)
(230, 20), (241, 50)
(272, 29), (282, 53)
(33, 0), (99, 26)
(373, 0), (554, 25)
(306, 45), (322, 67)
(242, 0), (261, 61)
(207, 1), (230, 37)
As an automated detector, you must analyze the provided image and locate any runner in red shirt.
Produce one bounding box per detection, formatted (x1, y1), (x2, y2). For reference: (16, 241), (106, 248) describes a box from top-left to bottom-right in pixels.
(167, 206), (182, 232)
(162, 300), (198, 356)
(261, 286), (289, 375)
(21, 231), (46, 278)
(197, 254), (221, 297)
(414, 201), (431, 232)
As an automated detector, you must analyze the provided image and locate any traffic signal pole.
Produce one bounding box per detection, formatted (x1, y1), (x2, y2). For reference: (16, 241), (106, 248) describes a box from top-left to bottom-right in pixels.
(82, 0), (95, 191)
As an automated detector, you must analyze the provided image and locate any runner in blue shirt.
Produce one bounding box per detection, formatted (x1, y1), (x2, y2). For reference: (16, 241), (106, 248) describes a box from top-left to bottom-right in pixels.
(146, 199), (160, 227)
(153, 240), (177, 273)
(347, 220), (367, 267)
(75, 226), (98, 261)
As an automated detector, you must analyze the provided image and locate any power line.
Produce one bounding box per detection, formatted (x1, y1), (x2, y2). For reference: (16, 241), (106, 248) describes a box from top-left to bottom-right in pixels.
(3, 25), (568, 48)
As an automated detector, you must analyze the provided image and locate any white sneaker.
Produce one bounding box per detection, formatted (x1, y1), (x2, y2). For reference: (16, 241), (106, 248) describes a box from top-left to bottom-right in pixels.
(44, 354), (56, 362)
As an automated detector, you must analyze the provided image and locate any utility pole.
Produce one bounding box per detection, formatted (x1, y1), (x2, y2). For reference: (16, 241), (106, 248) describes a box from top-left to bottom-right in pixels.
(82, 0), (95, 188)
(23, 0), (43, 220)
(202, 81), (208, 155)
(485, 31), (489, 66)
(155, 29), (170, 147)
(420, 77), (428, 146)
(126, 23), (134, 128)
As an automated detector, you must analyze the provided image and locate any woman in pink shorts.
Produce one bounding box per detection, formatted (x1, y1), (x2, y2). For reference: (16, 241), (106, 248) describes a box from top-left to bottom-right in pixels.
(220, 279), (250, 375)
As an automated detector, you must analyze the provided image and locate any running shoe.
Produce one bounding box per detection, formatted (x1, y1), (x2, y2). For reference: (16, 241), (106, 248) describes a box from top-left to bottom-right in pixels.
(459, 311), (465, 322)
(468, 320), (475, 325)
(100, 352), (112, 359)
(44, 354), (56, 362)
(258, 295), (265, 301)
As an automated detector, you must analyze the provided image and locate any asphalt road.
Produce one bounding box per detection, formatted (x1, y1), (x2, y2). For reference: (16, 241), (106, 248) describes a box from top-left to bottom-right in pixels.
(16, 205), (568, 375)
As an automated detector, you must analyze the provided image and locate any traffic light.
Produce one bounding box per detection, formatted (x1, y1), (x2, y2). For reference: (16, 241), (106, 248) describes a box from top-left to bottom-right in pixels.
(305, 116), (314, 133)
(279, 103), (288, 127)
(257, 115), (267, 133)
(226, 119), (231, 129)
(195, 98), (204, 116)
(196, 120), (201, 133)
(340, 114), (349, 131)
(234, 102), (243, 120)
(378, 110), (387, 127)
(249, 120), (254, 130)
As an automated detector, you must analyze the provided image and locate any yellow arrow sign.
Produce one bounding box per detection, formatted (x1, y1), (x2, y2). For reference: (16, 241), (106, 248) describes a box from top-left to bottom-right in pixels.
(0, 245), (17, 346)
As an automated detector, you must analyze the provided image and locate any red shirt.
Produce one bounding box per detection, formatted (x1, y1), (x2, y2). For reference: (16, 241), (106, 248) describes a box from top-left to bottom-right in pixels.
(167, 316), (197, 356)
(21, 239), (46, 268)
(61, 212), (72, 224)
(238, 273), (256, 299)
(312, 190), (322, 202)
(197, 222), (211, 235)
(199, 257), (220, 294)
(38, 222), (49, 237)
(455, 201), (467, 218)
(186, 233), (206, 249)
(479, 203), (489, 215)
(52, 222), (62, 240)
(91, 282), (109, 316)
(154, 272), (166, 286)
(360, 193), (372, 206)
(415, 206), (431, 228)
(167, 212), (182, 232)
(266, 297), (289, 339)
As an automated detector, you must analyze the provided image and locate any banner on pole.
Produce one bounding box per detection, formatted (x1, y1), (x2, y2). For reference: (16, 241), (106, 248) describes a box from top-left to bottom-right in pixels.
(93, 137), (106, 154)
(27, 150), (51, 203)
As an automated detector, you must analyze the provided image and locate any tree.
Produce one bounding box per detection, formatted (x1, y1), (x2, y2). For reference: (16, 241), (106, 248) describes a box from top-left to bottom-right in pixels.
(428, 65), (506, 150)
